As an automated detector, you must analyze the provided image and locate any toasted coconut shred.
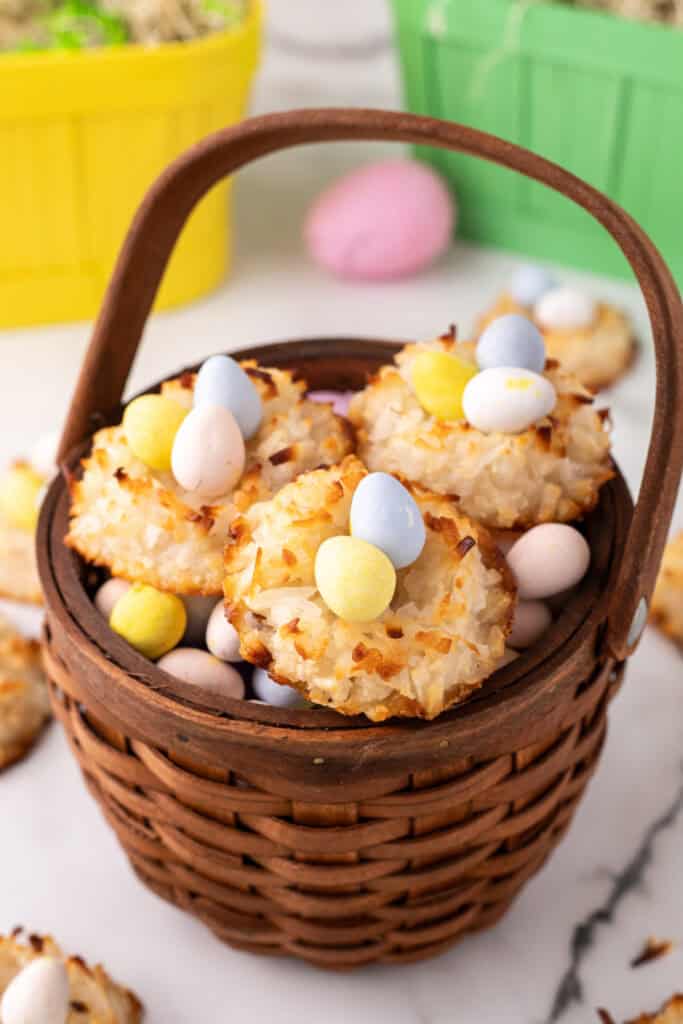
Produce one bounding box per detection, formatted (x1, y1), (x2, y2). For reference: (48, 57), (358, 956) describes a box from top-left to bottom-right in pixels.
(67, 362), (354, 595)
(349, 337), (613, 531)
(224, 456), (515, 722)
(477, 293), (636, 393)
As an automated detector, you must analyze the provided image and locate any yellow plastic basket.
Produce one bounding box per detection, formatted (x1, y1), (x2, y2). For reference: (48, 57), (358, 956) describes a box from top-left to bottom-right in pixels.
(0, 3), (260, 327)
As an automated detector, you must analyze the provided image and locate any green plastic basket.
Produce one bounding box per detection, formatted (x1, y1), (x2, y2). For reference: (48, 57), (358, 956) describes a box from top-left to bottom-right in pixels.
(390, 0), (683, 283)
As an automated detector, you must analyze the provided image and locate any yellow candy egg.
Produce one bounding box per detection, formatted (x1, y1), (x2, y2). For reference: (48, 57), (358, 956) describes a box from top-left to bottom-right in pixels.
(0, 464), (44, 532)
(109, 582), (187, 660)
(122, 394), (188, 472)
(411, 350), (477, 421)
(314, 536), (396, 623)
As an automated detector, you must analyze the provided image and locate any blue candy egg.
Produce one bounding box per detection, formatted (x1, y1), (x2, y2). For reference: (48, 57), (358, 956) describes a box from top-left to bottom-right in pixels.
(476, 314), (546, 374)
(252, 667), (304, 708)
(510, 264), (556, 307)
(194, 355), (263, 440)
(350, 472), (426, 571)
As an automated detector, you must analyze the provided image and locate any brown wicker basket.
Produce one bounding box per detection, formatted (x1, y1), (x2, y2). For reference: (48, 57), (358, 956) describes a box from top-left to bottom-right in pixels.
(37, 110), (683, 969)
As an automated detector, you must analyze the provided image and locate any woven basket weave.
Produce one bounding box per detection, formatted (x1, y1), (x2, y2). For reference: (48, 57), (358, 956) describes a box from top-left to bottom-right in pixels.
(37, 110), (683, 968)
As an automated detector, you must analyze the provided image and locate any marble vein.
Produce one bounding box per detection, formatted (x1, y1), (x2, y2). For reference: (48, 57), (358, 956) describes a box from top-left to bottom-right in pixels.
(544, 768), (683, 1023)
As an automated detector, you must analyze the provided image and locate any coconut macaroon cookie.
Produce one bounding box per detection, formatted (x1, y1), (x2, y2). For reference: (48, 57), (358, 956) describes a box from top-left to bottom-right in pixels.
(651, 531), (683, 647)
(476, 265), (636, 392)
(0, 616), (50, 771)
(67, 357), (354, 596)
(0, 930), (142, 1023)
(224, 456), (515, 721)
(349, 330), (613, 531)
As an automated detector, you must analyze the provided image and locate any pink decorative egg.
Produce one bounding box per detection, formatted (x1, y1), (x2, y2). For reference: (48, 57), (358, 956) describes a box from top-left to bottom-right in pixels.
(305, 160), (455, 281)
(307, 390), (354, 417)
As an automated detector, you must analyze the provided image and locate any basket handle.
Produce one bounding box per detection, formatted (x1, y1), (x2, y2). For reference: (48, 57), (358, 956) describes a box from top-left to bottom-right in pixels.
(58, 108), (683, 661)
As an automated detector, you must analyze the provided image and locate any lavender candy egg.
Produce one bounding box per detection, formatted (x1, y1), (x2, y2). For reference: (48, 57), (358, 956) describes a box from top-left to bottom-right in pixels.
(171, 404), (245, 499)
(476, 314), (546, 374)
(157, 648), (245, 698)
(305, 159), (455, 281)
(252, 667), (305, 708)
(94, 577), (131, 618)
(308, 390), (353, 418)
(350, 472), (426, 570)
(205, 599), (242, 662)
(510, 264), (557, 307)
(506, 524), (591, 600)
(182, 594), (217, 646)
(194, 355), (262, 440)
(508, 600), (552, 649)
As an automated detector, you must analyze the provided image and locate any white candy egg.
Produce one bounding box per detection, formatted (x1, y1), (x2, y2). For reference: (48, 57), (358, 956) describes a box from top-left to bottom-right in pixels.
(534, 286), (597, 331)
(462, 367), (556, 434)
(157, 648), (245, 698)
(205, 600), (242, 662)
(508, 600), (552, 649)
(171, 404), (245, 499)
(1, 956), (70, 1024)
(94, 577), (131, 619)
(252, 667), (304, 708)
(506, 524), (591, 600)
(29, 431), (59, 481)
(181, 594), (217, 646)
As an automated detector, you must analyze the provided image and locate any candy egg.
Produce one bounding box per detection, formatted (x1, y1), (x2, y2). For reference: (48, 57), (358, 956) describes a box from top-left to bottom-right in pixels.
(305, 159), (455, 281)
(171, 404), (245, 499)
(109, 582), (186, 659)
(205, 600), (242, 662)
(462, 367), (556, 434)
(314, 536), (396, 623)
(181, 594), (217, 646)
(506, 524), (591, 600)
(29, 430), (59, 480)
(157, 648), (245, 698)
(94, 577), (131, 619)
(476, 314), (546, 374)
(350, 472), (425, 570)
(510, 264), (557, 307)
(534, 285), (597, 331)
(194, 355), (263, 440)
(1, 956), (69, 1024)
(122, 394), (187, 472)
(508, 600), (552, 649)
(411, 350), (478, 421)
(0, 464), (45, 531)
(252, 667), (304, 708)
(308, 390), (353, 418)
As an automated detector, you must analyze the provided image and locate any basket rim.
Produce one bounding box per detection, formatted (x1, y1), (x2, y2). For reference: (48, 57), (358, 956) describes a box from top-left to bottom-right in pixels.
(38, 337), (632, 773)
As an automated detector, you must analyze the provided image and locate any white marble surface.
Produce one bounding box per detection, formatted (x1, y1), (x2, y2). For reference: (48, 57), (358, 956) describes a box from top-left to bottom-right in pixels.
(1, 3), (682, 1022)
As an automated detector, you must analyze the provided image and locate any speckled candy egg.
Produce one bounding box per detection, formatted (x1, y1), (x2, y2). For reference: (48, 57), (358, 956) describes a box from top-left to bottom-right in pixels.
(157, 648), (245, 698)
(205, 599), (242, 662)
(171, 404), (245, 498)
(534, 285), (597, 331)
(506, 524), (591, 600)
(315, 535), (396, 623)
(508, 600), (552, 649)
(305, 159), (455, 281)
(1, 957), (70, 1024)
(350, 472), (425, 570)
(252, 667), (305, 708)
(94, 577), (131, 619)
(194, 355), (263, 440)
(476, 314), (546, 374)
(510, 264), (557, 307)
(462, 367), (556, 434)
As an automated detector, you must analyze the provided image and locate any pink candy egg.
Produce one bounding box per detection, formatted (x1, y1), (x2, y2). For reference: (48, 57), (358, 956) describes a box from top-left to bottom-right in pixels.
(305, 159), (455, 281)
(307, 390), (354, 417)
(508, 600), (552, 649)
(157, 648), (245, 698)
(507, 524), (591, 600)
